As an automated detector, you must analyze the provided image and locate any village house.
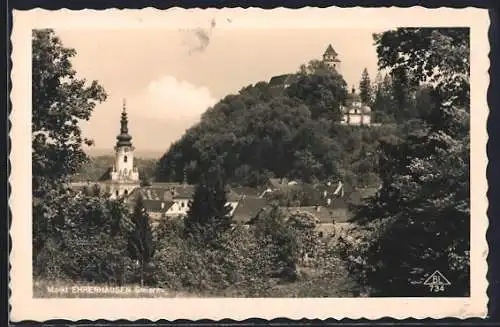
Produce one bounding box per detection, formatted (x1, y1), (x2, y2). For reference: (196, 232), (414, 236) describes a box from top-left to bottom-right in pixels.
(231, 195), (270, 225)
(125, 183), (242, 222)
(259, 177), (300, 197)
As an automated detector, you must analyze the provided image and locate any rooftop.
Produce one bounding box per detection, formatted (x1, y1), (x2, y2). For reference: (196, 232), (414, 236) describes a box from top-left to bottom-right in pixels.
(269, 74), (298, 87)
(324, 44), (338, 56)
(232, 196), (269, 224)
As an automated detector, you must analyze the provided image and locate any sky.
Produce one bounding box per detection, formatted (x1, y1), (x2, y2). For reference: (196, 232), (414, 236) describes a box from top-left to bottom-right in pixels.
(55, 26), (384, 156)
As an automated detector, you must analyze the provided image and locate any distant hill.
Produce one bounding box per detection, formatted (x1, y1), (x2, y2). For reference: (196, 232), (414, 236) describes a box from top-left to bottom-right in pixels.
(85, 148), (165, 159)
(72, 153), (159, 183)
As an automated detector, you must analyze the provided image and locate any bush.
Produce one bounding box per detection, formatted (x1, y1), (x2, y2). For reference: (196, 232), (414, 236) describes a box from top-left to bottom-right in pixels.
(151, 214), (299, 296)
(327, 221), (387, 295)
(33, 189), (134, 285)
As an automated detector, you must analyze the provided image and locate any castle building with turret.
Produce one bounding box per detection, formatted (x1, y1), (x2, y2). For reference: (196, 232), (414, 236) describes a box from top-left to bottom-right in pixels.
(322, 44), (341, 73)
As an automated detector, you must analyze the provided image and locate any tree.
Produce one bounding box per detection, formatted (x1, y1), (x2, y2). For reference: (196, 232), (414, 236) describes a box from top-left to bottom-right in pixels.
(128, 195), (155, 287)
(32, 29), (107, 196)
(357, 28), (470, 296)
(33, 189), (133, 284)
(288, 62), (348, 121)
(287, 211), (320, 264)
(359, 68), (372, 105)
(298, 59), (332, 75)
(373, 27), (469, 108)
(32, 29), (109, 275)
(184, 161), (233, 246)
(372, 74), (397, 123)
(253, 205), (299, 281)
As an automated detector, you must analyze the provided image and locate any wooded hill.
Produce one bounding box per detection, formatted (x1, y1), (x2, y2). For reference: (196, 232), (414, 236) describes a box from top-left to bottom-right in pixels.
(155, 61), (425, 188)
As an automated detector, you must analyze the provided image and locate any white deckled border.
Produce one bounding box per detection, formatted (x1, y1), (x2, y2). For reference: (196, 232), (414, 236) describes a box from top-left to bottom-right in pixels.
(10, 6), (490, 321)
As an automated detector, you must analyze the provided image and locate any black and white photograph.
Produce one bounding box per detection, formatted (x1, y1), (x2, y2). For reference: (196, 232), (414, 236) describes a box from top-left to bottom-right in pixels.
(10, 7), (489, 321)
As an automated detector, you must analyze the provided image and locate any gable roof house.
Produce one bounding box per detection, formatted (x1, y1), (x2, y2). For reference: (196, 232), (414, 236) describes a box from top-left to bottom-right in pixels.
(231, 196), (270, 225)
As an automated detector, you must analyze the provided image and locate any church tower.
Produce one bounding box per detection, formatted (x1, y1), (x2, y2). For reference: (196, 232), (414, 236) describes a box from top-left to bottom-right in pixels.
(323, 44), (341, 73)
(109, 100), (140, 198)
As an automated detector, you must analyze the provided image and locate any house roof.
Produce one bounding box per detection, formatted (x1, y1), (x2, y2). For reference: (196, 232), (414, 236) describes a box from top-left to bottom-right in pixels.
(314, 181), (361, 208)
(324, 44), (338, 56)
(142, 199), (174, 213)
(98, 167), (112, 181)
(327, 197), (349, 210)
(358, 187), (379, 199)
(269, 74), (298, 87)
(267, 178), (300, 190)
(126, 188), (168, 212)
(230, 186), (262, 197)
(128, 183), (241, 211)
(232, 196), (269, 224)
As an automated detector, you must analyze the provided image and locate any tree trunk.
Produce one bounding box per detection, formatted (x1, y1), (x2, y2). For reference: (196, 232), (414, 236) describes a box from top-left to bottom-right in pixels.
(140, 264), (144, 287)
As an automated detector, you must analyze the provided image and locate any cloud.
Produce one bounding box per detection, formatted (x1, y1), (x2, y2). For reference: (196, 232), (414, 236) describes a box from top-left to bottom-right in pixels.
(130, 75), (217, 122)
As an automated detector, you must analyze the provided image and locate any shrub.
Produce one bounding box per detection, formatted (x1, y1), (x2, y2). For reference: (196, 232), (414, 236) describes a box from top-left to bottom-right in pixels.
(33, 189), (134, 285)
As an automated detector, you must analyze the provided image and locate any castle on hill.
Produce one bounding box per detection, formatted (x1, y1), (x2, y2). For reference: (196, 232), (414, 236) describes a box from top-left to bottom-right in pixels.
(268, 44), (372, 126)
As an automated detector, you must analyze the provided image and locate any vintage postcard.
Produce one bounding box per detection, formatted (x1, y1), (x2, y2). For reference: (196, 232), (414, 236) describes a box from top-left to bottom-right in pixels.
(10, 6), (489, 321)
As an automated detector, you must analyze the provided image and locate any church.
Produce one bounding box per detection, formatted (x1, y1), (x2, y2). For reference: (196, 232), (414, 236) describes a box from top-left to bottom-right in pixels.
(340, 86), (372, 126)
(106, 100), (141, 199)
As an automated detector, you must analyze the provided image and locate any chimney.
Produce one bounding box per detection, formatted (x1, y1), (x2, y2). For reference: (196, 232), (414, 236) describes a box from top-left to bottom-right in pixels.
(315, 205), (320, 212)
(161, 202), (165, 209)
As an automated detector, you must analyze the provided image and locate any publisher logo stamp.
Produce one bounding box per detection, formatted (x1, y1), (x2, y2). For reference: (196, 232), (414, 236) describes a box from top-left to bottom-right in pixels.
(423, 270), (451, 292)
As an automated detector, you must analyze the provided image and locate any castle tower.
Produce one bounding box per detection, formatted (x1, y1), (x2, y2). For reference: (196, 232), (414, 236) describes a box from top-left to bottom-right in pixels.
(323, 44), (341, 73)
(109, 99), (140, 198)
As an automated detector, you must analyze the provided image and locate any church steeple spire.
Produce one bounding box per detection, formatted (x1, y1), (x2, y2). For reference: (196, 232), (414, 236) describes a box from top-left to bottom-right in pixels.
(116, 99), (133, 147)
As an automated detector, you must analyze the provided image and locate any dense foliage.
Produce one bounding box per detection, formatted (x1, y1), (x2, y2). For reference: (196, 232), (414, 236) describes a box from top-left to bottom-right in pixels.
(32, 29), (107, 196)
(33, 189), (134, 283)
(128, 196), (155, 286)
(184, 163), (233, 245)
(346, 27), (470, 296)
(32, 29), (136, 285)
